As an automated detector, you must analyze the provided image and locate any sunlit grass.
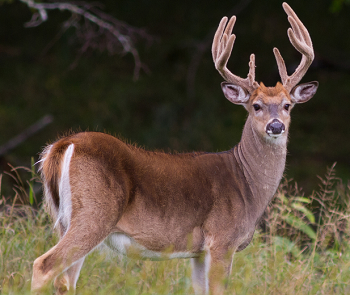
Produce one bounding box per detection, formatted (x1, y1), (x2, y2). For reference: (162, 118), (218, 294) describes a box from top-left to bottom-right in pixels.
(1, 164), (350, 294)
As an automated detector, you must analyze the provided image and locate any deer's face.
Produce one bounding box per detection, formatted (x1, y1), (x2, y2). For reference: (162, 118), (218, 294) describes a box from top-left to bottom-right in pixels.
(248, 82), (292, 142)
(221, 81), (318, 144)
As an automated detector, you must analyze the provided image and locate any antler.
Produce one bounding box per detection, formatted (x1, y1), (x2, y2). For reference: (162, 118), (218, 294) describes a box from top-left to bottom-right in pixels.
(212, 16), (259, 94)
(273, 2), (315, 92)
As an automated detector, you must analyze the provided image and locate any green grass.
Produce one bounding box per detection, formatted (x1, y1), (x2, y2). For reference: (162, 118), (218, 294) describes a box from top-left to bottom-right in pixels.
(1, 164), (350, 294)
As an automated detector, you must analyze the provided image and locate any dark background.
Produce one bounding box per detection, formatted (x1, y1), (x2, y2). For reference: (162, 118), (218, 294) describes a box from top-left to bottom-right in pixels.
(0, 0), (349, 195)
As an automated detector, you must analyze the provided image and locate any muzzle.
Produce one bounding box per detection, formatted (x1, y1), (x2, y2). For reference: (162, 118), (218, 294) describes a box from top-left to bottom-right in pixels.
(266, 119), (285, 136)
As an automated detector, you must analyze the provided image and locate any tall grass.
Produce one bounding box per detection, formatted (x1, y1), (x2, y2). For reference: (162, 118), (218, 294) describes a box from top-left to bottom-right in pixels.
(1, 164), (350, 294)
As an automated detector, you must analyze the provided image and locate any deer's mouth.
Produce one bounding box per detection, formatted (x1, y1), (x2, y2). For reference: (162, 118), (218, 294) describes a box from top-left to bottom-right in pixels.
(266, 129), (285, 138)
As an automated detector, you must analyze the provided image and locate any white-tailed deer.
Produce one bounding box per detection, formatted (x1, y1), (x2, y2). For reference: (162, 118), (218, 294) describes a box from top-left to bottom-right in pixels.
(32, 2), (318, 294)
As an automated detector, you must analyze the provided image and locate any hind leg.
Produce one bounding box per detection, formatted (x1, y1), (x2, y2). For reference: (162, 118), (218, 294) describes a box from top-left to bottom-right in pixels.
(32, 230), (95, 294)
(53, 257), (85, 295)
(31, 215), (115, 294)
(49, 223), (86, 295)
(34, 144), (127, 293)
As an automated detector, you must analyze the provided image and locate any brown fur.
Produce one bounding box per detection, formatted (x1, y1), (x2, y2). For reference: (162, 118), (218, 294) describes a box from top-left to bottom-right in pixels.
(31, 78), (319, 294)
(31, 77), (318, 295)
(256, 82), (287, 97)
(32, 86), (289, 294)
(32, 3), (318, 293)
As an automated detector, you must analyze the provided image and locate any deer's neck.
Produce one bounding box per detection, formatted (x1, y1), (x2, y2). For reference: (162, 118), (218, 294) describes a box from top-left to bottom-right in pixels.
(233, 116), (287, 216)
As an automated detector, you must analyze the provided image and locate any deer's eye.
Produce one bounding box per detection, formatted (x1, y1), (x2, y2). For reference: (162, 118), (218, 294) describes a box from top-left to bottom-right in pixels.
(284, 104), (291, 111)
(253, 104), (261, 111)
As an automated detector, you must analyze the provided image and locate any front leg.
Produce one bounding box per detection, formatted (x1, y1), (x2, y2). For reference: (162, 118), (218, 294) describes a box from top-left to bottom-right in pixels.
(191, 253), (210, 295)
(207, 246), (235, 295)
(191, 246), (235, 295)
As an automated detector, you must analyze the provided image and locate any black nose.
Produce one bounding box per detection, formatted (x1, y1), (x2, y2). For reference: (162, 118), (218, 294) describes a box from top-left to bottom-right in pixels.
(266, 119), (285, 135)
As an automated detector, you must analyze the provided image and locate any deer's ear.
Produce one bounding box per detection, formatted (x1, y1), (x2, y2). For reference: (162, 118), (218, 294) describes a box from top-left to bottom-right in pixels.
(221, 82), (250, 105)
(290, 81), (319, 104)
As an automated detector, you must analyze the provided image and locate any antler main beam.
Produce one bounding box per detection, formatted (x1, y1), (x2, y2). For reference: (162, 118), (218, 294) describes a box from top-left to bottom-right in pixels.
(212, 16), (259, 94)
(273, 2), (315, 92)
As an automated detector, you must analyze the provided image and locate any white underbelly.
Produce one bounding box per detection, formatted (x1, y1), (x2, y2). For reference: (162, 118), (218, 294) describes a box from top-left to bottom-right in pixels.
(104, 233), (199, 261)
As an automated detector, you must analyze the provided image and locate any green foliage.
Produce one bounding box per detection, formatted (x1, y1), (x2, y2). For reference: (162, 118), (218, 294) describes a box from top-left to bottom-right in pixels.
(272, 236), (302, 258)
(276, 193), (317, 241)
(28, 157), (35, 206)
(282, 213), (317, 241)
(1, 164), (350, 294)
(330, 0), (350, 12)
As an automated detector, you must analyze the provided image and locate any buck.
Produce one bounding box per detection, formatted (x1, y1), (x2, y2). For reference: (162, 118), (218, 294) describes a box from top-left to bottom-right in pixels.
(32, 3), (318, 294)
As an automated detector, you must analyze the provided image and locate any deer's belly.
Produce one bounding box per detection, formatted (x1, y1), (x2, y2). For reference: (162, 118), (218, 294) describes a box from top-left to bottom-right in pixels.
(104, 233), (199, 261)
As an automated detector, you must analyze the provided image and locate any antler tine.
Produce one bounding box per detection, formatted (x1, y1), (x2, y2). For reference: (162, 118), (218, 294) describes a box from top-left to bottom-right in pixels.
(283, 3), (313, 47)
(274, 2), (315, 92)
(212, 16), (259, 94)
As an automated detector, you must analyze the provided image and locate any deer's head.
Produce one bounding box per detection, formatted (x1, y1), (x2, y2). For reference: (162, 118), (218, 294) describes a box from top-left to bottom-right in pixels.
(213, 2), (318, 143)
